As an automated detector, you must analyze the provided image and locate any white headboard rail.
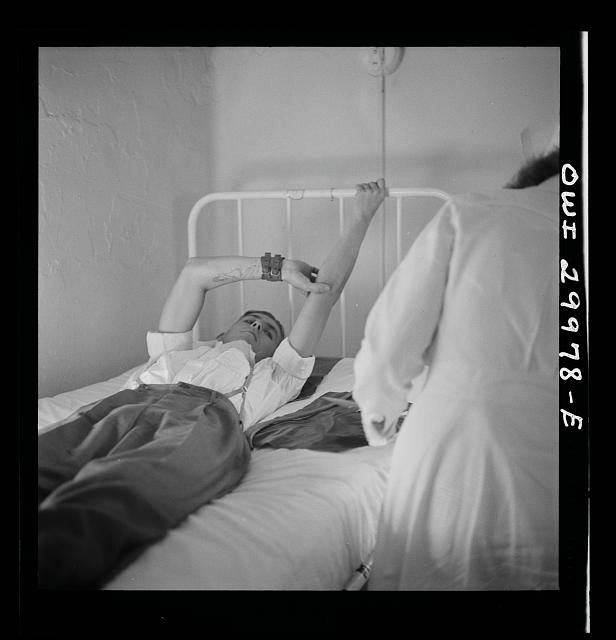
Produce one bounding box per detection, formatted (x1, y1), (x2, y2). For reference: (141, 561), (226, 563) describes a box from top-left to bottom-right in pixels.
(188, 187), (451, 356)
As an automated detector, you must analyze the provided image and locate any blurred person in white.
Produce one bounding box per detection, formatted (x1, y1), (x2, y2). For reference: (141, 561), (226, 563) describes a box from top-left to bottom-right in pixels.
(353, 123), (560, 590)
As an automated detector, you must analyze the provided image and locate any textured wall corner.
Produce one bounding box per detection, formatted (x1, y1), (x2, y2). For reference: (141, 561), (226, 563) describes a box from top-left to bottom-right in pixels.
(38, 47), (216, 398)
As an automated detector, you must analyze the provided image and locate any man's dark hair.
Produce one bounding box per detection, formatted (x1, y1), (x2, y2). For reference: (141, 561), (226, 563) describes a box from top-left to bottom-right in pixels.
(504, 148), (559, 189)
(241, 310), (285, 341)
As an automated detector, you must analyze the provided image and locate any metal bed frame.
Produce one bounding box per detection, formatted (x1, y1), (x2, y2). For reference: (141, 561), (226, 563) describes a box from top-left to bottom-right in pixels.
(188, 187), (451, 356)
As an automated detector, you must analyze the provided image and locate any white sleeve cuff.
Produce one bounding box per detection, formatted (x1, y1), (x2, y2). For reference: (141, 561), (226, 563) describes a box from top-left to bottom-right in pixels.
(146, 330), (193, 358)
(361, 412), (397, 447)
(272, 338), (315, 379)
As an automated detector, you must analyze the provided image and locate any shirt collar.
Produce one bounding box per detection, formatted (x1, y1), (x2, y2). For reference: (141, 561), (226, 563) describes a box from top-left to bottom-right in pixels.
(216, 339), (256, 366)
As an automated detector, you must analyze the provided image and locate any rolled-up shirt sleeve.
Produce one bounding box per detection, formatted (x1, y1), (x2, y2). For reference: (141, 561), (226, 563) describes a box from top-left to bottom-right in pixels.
(146, 330), (193, 359)
(353, 202), (455, 445)
(123, 330), (195, 389)
(243, 338), (315, 427)
(272, 337), (316, 380)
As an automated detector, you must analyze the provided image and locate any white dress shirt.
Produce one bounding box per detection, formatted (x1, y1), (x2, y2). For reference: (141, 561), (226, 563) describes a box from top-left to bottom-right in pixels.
(124, 331), (315, 430)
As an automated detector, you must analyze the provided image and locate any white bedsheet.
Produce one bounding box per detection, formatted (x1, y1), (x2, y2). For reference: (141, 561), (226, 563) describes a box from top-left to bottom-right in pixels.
(38, 366), (144, 431)
(38, 359), (394, 590)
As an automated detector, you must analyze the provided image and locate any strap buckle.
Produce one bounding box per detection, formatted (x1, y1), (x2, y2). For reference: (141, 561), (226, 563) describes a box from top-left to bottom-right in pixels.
(261, 252), (284, 281)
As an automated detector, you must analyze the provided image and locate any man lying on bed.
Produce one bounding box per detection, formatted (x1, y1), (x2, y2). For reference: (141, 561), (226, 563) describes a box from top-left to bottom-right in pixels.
(38, 179), (386, 589)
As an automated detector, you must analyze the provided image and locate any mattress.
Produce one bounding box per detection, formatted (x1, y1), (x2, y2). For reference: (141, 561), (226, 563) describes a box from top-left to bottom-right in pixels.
(38, 359), (395, 590)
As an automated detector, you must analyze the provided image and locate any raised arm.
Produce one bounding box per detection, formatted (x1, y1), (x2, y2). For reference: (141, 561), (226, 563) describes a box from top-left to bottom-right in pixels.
(287, 179), (386, 357)
(158, 256), (329, 333)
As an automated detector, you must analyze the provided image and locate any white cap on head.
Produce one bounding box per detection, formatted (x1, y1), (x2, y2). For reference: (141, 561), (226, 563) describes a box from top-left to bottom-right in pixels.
(520, 119), (560, 159)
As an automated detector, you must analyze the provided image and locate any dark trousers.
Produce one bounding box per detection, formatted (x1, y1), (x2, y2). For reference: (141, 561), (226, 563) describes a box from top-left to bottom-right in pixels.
(38, 383), (251, 589)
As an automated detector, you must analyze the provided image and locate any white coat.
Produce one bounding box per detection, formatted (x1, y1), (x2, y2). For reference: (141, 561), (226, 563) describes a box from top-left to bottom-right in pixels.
(353, 176), (559, 589)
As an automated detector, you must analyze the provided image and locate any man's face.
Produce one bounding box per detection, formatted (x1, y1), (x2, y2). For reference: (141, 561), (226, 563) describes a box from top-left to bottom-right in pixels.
(221, 311), (283, 361)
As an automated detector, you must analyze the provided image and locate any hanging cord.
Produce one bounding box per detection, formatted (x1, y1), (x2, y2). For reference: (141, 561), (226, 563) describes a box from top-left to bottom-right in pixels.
(380, 48), (387, 291)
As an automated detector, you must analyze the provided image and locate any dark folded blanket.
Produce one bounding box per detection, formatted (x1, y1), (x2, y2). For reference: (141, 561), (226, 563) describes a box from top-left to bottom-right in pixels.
(245, 391), (369, 453)
(296, 356), (341, 400)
